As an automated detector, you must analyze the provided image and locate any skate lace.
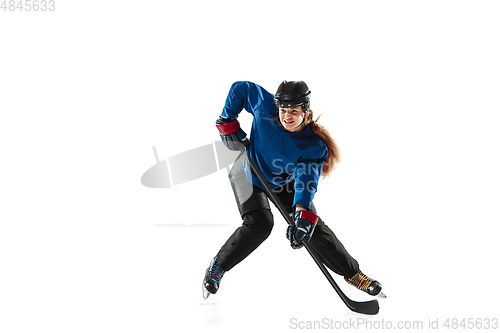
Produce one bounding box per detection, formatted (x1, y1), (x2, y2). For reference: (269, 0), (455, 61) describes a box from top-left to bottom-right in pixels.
(209, 259), (225, 282)
(344, 270), (373, 291)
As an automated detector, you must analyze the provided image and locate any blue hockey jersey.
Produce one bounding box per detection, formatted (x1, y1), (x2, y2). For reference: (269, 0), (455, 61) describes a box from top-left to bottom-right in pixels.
(221, 81), (328, 209)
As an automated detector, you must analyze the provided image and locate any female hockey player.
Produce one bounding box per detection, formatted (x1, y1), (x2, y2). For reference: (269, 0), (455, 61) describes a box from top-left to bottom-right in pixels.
(203, 81), (383, 299)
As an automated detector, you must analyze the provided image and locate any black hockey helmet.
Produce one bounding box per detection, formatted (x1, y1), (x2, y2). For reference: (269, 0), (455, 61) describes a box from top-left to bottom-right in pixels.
(274, 80), (311, 112)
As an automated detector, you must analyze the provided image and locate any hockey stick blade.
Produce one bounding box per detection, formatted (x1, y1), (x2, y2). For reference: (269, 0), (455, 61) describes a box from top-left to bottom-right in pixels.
(240, 147), (379, 315)
(304, 239), (379, 315)
(303, 240), (379, 315)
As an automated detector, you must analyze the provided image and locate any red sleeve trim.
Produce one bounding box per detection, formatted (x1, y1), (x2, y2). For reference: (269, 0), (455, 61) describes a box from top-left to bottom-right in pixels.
(299, 211), (319, 225)
(216, 119), (241, 135)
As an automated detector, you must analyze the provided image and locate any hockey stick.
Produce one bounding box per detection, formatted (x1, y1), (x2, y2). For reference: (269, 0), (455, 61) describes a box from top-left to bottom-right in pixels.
(240, 147), (379, 315)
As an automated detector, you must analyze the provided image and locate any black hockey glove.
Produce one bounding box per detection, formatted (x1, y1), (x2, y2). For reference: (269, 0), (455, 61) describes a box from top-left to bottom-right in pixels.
(286, 211), (319, 249)
(215, 116), (250, 151)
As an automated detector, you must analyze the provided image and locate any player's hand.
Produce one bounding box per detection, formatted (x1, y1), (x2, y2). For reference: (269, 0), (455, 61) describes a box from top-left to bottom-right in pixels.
(215, 116), (250, 151)
(286, 211), (319, 249)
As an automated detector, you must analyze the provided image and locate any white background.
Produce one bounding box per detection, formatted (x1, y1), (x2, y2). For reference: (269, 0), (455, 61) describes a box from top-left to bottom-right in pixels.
(1, 1), (499, 332)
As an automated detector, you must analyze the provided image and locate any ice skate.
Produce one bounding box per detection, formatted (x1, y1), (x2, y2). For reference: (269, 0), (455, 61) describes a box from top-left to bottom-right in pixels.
(202, 257), (225, 299)
(344, 270), (386, 298)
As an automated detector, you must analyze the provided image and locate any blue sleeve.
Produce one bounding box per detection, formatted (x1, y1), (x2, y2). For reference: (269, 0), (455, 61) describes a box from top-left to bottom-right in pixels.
(221, 81), (273, 119)
(293, 146), (329, 209)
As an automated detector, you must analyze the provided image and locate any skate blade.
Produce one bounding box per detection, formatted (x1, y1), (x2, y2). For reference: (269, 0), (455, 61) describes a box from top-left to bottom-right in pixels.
(377, 291), (387, 299)
(202, 282), (211, 300)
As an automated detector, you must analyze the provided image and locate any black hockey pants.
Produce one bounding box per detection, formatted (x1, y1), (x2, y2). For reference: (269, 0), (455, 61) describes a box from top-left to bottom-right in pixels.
(216, 154), (359, 278)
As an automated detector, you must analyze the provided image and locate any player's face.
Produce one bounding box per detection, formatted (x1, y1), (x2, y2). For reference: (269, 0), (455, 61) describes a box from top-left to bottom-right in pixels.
(279, 106), (305, 132)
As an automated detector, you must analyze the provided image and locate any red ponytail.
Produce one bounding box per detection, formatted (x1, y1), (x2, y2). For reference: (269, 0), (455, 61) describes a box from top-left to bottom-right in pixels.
(305, 109), (341, 178)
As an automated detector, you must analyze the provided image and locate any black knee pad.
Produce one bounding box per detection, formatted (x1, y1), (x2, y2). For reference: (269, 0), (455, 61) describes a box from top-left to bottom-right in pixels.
(242, 209), (274, 240)
(229, 155), (271, 217)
